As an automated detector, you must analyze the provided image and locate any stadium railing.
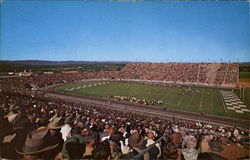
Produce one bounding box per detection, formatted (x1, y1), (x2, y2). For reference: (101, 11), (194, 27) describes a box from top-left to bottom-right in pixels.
(133, 133), (168, 159)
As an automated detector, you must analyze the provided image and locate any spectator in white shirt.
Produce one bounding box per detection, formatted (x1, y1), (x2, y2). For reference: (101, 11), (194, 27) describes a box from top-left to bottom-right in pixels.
(60, 116), (73, 141)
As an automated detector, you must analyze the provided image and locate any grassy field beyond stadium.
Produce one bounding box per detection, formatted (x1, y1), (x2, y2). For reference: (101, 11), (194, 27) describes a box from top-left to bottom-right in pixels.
(56, 81), (250, 120)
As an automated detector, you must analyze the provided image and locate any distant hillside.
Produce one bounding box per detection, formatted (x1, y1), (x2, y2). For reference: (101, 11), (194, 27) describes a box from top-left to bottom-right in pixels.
(1, 60), (249, 66)
(239, 63), (250, 72)
(239, 62), (250, 67)
(0, 60), (128, 75)
(0, 60), (130, 65)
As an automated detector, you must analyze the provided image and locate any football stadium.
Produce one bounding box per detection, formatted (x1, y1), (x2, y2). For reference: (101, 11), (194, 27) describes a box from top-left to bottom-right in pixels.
(54, 63), (249, 120)
(1, 1), (250, 160)
(1, 62), (250, 159)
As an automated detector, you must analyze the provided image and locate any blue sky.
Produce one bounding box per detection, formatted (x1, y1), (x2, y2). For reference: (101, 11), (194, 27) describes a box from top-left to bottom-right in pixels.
(1, 1), (249, 62)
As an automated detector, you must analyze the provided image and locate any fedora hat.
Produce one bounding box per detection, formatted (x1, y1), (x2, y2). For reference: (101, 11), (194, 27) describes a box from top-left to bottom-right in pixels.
(16, 128), (59, 155)
(128, 132), (144, 147)
(48, 117), (64, 129)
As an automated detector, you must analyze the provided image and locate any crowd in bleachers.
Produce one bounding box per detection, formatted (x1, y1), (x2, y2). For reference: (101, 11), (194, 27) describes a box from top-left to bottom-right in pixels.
(0, 62), (245, 160)
(224, 64), (239, 85)
(121, 63), (238, 86)
(215, 64), (228, 86)
(0, 91), (249, 160)
(0, 63), (238, 95)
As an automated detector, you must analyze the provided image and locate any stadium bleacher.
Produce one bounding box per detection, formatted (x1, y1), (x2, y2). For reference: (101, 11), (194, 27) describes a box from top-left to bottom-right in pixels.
(1, 62), (248, 160)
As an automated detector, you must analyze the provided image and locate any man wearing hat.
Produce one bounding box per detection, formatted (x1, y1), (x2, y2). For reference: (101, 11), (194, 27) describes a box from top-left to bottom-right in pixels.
(48, 117), (64, 136)
(16, 128), (60, 160)
(0, 113), (31, 159)
(127, 132), (149, 160)
(143, 131), (161, 159)
(47, 117), (64, 155)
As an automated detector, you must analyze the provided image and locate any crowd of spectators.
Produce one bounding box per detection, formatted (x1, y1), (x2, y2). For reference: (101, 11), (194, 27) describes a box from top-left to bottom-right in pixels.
(0, 62), (245, 160)
(215, 64), (229, 86)
(0, 91), (249, 160)
(214, 63), (238, 86)
(121, 63), (200, 83)
(121, 63), (238, 86)
(0, 63), (238, 95)
(224, 64), (239, 85)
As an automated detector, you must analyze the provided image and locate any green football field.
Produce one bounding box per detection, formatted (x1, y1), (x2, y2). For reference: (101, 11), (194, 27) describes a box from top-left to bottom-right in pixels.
(55, 81), (250, 120)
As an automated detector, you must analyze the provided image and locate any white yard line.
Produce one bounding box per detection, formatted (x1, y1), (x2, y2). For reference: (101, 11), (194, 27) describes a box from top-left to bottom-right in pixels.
(218, 90), (227, 112)
(199, 88), (205, 111)
(178, 93), (187, 106)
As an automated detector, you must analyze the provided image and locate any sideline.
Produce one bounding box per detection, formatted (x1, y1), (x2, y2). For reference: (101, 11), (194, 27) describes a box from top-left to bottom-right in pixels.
(218, 90), (227, 112)
(44, 90), (250, 129)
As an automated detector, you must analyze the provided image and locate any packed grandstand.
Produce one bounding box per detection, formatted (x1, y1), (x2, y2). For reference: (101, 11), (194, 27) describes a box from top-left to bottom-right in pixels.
(0, 63), (239, 92)
(0, 62), (249, 160)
